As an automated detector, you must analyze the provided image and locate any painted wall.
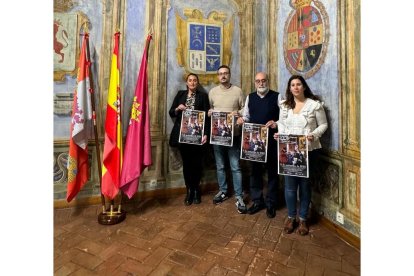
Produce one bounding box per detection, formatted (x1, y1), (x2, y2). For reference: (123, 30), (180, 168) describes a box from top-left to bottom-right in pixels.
(256, 0), (268, 73)
(166, 0), (241, 134)
(122, 0), (146, 134)
(54, 0), (103, 140)
(277, 0), (339, 151)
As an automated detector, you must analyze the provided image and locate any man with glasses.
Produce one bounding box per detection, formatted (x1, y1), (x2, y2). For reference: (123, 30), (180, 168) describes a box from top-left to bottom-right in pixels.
(208, 65), (247, 214)
(237, 72), (281, 218)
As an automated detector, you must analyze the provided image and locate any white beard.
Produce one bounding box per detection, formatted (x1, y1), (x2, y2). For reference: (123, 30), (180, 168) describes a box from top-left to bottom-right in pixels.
(257, 87), (269, 95)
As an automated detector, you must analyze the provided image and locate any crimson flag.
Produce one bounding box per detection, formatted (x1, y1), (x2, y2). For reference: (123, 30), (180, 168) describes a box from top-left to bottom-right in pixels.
(120, 35), (152, 198)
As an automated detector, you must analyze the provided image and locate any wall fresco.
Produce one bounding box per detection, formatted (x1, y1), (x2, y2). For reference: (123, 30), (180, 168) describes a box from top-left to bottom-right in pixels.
(277, 0), (339, 151)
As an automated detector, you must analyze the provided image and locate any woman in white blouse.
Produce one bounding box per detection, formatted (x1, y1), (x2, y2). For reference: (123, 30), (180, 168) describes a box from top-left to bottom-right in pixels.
(274, 75), (328, 235)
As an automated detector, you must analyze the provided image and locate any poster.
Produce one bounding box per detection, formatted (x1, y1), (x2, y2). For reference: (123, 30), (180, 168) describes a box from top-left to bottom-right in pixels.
(278, 134), (309, 178)
(240, 123), (268, 163)
(210, 111), (234, 146)
(179, 109), (205, 145)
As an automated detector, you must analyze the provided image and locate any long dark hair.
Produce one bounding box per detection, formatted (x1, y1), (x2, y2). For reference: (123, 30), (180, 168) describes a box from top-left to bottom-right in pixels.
(284, 75), (320, 109)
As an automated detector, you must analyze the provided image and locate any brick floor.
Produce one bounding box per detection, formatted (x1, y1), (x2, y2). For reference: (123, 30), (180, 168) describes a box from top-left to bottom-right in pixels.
(54, 192), (360, 275)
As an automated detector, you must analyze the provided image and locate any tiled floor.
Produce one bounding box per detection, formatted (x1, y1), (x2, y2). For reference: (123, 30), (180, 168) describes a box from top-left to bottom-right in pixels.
(54, 192), (360, 275)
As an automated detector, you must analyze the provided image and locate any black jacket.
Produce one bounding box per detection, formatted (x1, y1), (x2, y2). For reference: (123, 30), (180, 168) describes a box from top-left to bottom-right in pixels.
(169, 89), (210, 146)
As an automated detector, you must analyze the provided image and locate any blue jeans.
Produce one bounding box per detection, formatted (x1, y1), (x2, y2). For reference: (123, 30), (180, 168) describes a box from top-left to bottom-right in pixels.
(284, 176), (311, 220)
(213, 136), (242, 197)
(284, 150), (320, 220)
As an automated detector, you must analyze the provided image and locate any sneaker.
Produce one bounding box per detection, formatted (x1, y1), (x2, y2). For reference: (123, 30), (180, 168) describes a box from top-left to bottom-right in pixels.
(284, 217), (296, 234)
(235, 196), (247, 214)
(297, 219), (309, 236)
(213, 191), (228, 204)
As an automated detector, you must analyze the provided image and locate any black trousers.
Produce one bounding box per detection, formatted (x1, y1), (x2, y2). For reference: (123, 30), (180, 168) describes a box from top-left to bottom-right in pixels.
(179, 143), (205, 190)
(249, 142), (279, 208)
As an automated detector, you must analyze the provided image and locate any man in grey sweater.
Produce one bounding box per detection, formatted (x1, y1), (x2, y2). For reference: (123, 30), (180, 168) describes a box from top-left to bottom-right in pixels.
(208, 65), (247, 214)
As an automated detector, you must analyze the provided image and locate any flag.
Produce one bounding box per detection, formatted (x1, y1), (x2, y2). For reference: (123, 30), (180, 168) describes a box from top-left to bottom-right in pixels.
(66, 33), (93, 202)
(120, 34), (152, 198)
(101, 32), (123, 199)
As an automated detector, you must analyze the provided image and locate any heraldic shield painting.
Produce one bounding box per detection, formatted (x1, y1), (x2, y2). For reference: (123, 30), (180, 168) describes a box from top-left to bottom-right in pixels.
(283, 0), (329, 79)
(188, 23), (222, 73)
(176, 9), (234, 85)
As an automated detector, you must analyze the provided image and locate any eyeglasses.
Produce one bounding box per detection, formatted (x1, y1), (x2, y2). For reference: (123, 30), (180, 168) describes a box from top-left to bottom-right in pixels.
(218, 72), (230, 76)
(255, 79), (267, 84)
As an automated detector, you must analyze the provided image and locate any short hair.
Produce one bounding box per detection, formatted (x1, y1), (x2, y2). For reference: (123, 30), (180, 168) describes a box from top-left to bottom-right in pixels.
(217, 65), (231, 74)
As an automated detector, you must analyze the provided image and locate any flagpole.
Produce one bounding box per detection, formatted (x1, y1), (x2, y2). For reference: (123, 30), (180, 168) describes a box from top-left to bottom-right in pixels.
(110, 30), (126, 223)
(145, 29), (152, 59)
(115, 29), (124, 215)
(84, 32), (107, 214)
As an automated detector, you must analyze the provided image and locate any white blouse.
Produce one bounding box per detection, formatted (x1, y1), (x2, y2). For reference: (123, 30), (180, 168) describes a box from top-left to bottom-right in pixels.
(278, 98), (328, 151)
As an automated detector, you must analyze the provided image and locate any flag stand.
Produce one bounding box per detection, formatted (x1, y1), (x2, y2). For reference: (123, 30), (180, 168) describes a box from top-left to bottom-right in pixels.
(97, 199), (126, 225)
(84, 30), (126, 225)
(97, 208), (126, 225)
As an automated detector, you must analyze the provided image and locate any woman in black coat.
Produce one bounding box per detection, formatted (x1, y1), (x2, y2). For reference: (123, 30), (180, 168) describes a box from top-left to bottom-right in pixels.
(169, 73), (210, 205)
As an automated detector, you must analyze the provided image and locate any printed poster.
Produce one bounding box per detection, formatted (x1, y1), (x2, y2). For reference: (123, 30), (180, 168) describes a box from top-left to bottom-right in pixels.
(240, 123), (268, 163)
(210, 111), (234, 146)
(179, 109), (205, 145)
(278, 134), (309, 178)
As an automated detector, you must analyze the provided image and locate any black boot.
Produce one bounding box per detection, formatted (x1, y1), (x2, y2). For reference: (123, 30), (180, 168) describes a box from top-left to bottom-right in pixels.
(184, 188), (194, 206)
(193, 187), (201, 204)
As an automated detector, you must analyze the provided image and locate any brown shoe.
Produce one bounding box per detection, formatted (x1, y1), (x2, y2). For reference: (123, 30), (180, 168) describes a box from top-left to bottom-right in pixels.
(284, 217), (296, 234)
(297, 220), (309, 236)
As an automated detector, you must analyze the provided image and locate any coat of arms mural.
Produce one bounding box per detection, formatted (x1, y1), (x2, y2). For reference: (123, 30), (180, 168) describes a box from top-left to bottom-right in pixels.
(283, 0), (329, 79)
(176, 9), (234, 85)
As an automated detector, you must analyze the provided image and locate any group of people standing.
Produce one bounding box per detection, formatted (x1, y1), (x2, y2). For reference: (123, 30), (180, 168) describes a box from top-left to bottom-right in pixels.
(280, 148), (306, 167)
(169, 65), (328, 236)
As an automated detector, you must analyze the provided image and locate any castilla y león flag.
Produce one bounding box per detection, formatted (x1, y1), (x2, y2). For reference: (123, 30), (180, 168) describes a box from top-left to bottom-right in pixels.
(101, 32), (123, 200)
(120, 34), (152, 198)
(66, 33), (93, 202)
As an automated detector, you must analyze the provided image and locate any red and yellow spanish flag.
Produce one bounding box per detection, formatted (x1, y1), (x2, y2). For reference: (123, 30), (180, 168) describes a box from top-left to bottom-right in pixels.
(66, 33), (93, 202)
(101, 32), (123, 200)
(120, 34), (152, 198)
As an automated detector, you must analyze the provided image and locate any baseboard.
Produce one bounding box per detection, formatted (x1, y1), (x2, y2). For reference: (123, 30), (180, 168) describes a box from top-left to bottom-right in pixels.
(318, 215), (360, 250)
(54, 182), (218, 209)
